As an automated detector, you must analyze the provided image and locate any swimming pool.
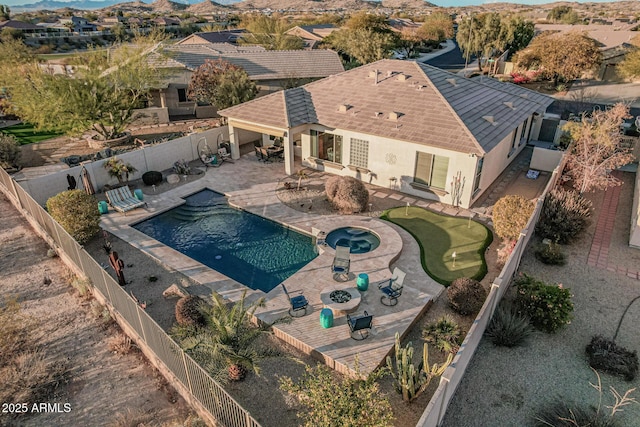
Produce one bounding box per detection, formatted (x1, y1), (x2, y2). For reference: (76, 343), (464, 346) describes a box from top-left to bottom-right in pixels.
(133, 189), (318, 293)
(325, 227), (380, 254)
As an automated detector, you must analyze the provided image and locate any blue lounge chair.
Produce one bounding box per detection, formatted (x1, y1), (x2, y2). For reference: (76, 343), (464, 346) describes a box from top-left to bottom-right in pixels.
(347, 311), (373, 340)
(282, 284), (309, 317)
(378, 268), (406, 306)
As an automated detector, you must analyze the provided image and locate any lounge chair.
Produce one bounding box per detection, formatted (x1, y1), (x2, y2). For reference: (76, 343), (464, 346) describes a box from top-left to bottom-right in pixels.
(105, 186), (146, 215)
(378, 267), (406, 306)
(282, 284), (309, 317)
(347, 311), (373, 340)
(331, 245), (351, 281)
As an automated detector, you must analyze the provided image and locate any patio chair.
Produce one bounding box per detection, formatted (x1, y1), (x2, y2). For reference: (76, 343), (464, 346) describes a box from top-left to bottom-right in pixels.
(255, 146), (266, 162)
(282, 284), (309, 317)
(105, 186), (146, 215)
(331, 245), (351, 281)
(347, 311), (373, 340)
(378, 267), (406, 306)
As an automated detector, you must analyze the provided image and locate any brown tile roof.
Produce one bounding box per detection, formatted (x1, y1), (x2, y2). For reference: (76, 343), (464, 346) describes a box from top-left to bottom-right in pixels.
(220, 60), (553, 155)
(149, 44), (344, 81)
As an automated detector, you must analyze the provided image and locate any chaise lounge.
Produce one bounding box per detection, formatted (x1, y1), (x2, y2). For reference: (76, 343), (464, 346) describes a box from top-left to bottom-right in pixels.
(105, 186), (146, 215)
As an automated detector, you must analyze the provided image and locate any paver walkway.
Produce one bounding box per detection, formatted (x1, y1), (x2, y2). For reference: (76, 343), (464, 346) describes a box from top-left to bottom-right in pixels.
(587, 171), (640, 279)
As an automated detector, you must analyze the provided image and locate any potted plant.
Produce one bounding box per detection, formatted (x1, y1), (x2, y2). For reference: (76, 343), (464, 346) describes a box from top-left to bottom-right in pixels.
(104, 157), (137, 184)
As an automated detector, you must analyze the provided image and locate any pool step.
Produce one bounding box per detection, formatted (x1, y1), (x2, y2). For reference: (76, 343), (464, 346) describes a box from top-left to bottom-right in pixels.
(171, 204), (237, 221)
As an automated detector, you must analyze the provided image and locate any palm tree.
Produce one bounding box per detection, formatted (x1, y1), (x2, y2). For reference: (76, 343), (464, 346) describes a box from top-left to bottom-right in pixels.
(182, 292), (268, 382)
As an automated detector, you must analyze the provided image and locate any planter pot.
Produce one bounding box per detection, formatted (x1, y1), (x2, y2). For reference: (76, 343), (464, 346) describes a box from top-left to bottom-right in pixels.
(88, 132), (131, 150)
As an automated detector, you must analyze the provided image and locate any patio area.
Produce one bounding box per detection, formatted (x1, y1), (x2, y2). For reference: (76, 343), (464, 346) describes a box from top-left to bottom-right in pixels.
(98, 146), (546, 377)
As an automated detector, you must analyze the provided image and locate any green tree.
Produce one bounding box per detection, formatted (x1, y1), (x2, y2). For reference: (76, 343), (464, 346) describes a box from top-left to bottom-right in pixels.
(547, 6), (581, 24)
(515, 31), (601, 86)
(187, 58), (257, 111)
(397, 12), (453, 58)
(239, 14), (304, 50)
(457, 13), (502, 70)
(618, 35), (640, 80)
(326, 12), (397, 65)
(46, 190), (101, 245)
(499, 16), (534, 59)
(0, 35), (164, 140)
(0, 4), (9, 21)
(280, 364), (392, 427)
(0, 134), (21, 170)
(563, 103), (635, 194)
(0, 26), (22, 41)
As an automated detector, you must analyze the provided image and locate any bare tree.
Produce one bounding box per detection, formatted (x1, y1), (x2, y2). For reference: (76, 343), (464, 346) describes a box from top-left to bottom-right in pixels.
(564, 103), (635, 194)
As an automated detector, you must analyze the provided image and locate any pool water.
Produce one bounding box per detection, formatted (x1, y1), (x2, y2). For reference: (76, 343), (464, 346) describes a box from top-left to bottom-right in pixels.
(325, 227), (380, 254)
(133, 189), (318, 293)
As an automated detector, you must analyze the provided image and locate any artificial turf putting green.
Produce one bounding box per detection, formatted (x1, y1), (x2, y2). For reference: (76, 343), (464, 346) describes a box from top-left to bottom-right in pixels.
(0, 123), (62, 145)
(382, 206), (492, 286)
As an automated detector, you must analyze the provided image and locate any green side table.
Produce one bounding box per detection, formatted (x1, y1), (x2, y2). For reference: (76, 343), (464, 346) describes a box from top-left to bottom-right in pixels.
(320, 308), (334, 328)
(357, 273), (369, 291)
(98, 200), (108, 214)
(134, 189), (144, 201)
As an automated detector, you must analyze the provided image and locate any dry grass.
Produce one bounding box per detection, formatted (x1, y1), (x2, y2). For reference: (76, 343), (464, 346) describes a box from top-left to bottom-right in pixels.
(108, 333), (138, 356)
(0, 296), (68, 407)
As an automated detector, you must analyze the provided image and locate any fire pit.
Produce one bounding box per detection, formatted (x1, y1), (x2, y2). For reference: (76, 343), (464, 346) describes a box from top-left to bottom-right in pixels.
(330, 290), (352, 304)
(320, 284), (361, 315)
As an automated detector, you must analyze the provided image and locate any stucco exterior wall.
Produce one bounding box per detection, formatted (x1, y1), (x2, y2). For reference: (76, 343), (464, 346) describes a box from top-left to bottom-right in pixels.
(299, 117), (534, 209)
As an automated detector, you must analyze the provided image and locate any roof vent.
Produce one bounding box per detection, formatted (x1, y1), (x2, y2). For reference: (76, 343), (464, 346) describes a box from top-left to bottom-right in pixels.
(416, 85), (425, 91)
(397, 73), (407, 81)
(519, 93), (529, 99)
(483, 115), (498, 125)
(374, 111), (383, 118)
(369, 69), (379, 84)
(446, 78), (457, 86)
(503, 101), (515, 109)
(386, 70), (394, 77)
(338, 104), (350, 113)
(389, 111), (400, 121)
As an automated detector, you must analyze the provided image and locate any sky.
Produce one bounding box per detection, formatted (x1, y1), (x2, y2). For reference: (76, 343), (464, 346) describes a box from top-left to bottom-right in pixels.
(3, 0), (623, 9)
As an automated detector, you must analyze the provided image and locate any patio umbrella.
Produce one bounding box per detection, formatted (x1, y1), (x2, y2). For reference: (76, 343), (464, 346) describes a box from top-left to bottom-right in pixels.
(81, 165), (95, 195)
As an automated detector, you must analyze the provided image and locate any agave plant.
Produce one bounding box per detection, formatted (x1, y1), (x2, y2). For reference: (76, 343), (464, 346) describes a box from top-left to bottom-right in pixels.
(422, 315), (462, 354)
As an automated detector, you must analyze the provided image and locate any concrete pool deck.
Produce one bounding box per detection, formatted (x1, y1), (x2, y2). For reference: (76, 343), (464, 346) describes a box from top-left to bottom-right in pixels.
(98, 148), (541, 376)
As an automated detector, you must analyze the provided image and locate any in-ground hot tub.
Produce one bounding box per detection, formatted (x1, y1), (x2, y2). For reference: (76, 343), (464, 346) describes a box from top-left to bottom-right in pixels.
(325, 227), (380, 254)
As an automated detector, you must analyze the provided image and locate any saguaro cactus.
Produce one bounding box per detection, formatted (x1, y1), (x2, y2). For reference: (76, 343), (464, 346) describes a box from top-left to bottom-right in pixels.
(386, 333), (452, 402)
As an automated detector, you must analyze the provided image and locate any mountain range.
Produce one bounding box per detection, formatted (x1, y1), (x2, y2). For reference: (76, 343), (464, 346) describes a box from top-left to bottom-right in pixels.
(12, 0), (239, 11)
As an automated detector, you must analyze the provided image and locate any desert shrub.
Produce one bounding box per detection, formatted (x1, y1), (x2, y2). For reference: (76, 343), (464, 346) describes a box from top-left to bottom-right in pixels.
(496, 239), (517, 268)
(0, 134), (21, 170)
(142, 170), (163, 186)
(534, 242), (566, 265)
(325, 175), (369, 214)
(422, 315), (462, 353)
(108, 333), (137, 356)
(492, 195), (534, 241)
(46, 190), (101, 245)
(536, 188), (592, 244)
(485, 303), (534, 347)
(447, 277), (487, 315)
(173, 159), (191, 175)
(515, 273), (573, 333)
(280, 364), (393, 426)
(586, 335), (638, 381)
(175, 295), (206, 327)
(534, 369), (637, 427)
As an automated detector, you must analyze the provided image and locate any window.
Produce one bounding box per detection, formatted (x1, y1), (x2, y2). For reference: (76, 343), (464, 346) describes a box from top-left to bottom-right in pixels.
(349, 138), (369, 169)
(177, 88), (187, 103)
(520, 117), (529, 143)
(310, 130), (342, 163)
(413, 152), (449, 190)
(472, 156), (484, 194)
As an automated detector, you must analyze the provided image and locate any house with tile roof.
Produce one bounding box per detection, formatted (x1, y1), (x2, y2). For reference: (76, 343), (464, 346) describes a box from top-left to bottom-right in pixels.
(144, 44), (345, 120)
(284, 24), (338, 49)
(218, 59), (554, 209)
(176, 30), (248, 45)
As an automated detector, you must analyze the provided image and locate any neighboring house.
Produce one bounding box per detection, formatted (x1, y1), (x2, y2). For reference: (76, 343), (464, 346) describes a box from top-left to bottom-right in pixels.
(176, 30), (248, 45)
(144, 44), (344, 120)
(284, 24), (338, 49)
(153, 17), (180, 27)
(534, 24), (638, 81)
(59, 16), (98, 32)
(218, 59), (554, 209)
(0, 20), (42, 33)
